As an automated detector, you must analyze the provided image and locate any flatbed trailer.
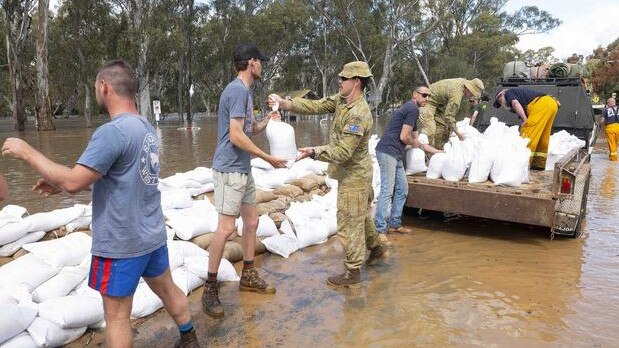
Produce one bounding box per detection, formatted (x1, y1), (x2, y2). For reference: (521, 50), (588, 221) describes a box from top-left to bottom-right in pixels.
(404, 77), (596, 238)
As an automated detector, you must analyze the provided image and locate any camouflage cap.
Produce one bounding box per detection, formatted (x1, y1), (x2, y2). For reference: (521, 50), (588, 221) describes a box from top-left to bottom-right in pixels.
(338, 61), (373, 79)
(463, 78), (484, 99)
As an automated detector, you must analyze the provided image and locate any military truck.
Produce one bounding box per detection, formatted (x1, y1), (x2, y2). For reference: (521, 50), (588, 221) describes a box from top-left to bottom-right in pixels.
(405, 77), (597, 238)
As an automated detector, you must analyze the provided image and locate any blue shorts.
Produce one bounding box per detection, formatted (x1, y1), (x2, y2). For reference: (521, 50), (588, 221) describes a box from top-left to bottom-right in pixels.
(88, 244), (169, 297)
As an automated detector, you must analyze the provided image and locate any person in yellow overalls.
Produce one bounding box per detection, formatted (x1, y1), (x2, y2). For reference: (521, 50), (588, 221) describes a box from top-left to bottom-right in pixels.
(600, 98), (618, 161)
(493, 87), (560, 169)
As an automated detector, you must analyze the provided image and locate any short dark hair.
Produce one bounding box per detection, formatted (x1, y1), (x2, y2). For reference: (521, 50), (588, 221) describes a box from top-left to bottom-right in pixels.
(234, 59), (249, 72)
(96, 60), (137, 99)
(413, 85), (429, 93)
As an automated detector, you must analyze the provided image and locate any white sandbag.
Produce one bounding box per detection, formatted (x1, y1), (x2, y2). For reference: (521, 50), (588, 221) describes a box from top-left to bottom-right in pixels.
(182, 167), (213, 185)
(160, 189), (194, 209)
(165, 200), (218, 240)
(405, 148), (427, 175)
(166, 225), (175, 240)
(38, 295), (103, 329)
(0, 231), (45, 258)
(0, 206), (28, 231)
(368, 134), (379, 157)
(0, 331), (37, 348)
(251, 158), (274, 170)
(254, 168), (296, 189)
(0, 288), (16, 305)
(32, 266), (88, 303)
(159, 173), (202, 190)
(468, 138), (496, 183)
(294, 218), (329, 249)
(171, 267), (203, 295)
(262, 221), (299, 258)
(266, 120), (297, 161)
(0, 304), (37, 345)
(236, 215), (279, 238)
(183, 256), (239, 282)
(27, 317), (86, 347)
(131, 282), (163, 319)
(64, 216), (91, 233)
(0, 254), (60, 292)
(441, 141), (468, 182)
(426, 153), (447, 179)
(491, 144), (524, 187)
(189, 182), (215, 197)
(168, 240), (209, 261)
(22, 232), (91, 268)
(0, 220), (32, 246)
(23, 206), (84, 233)
(545, 130), (586, 171)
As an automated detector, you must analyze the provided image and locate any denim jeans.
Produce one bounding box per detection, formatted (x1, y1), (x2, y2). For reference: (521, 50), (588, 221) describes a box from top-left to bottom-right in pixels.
(374, 150), (408, 234)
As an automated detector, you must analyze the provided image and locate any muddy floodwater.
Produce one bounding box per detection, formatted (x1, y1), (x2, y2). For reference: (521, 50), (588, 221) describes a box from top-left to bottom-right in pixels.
(1, 116), (618, 347)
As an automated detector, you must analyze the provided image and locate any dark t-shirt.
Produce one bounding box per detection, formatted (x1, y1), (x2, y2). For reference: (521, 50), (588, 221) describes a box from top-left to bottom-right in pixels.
(376, 100), (418, 159)
(603, 106), (619, 125)
(504, 87), (545, 116)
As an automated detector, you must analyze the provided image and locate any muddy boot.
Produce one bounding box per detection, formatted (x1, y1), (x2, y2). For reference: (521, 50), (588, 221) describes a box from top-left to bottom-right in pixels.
(366, 243), (388, 266)
(327, 268), (361, 288)
(202, 281), (224, 318)
(176, 329), (200, 348)
(239, 268), (276, 294)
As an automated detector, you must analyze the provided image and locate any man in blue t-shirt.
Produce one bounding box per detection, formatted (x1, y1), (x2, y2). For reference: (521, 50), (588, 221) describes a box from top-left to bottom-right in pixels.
(2, 60), (199, 347)
(374, 86), (441, 245)
(203, 43), (287, 319)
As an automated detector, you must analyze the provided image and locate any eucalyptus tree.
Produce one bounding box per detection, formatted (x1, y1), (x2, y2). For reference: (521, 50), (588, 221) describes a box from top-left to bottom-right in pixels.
(2, 0), (36, 130)
(35, 0), (55, 130)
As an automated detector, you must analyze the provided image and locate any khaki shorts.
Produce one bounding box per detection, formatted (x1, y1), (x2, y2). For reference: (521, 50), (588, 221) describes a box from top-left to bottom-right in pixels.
(213, 170), (256, 216)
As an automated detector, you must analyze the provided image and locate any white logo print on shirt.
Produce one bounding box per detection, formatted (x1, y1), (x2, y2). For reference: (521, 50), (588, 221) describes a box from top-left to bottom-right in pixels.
(140, 133), (160, 185)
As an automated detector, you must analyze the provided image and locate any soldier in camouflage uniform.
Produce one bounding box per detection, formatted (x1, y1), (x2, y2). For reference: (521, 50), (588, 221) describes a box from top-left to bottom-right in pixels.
(417, 78), (484, 149)
(270, 61), (387, 288)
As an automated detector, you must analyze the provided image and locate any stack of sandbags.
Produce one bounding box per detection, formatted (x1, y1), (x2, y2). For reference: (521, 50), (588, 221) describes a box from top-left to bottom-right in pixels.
(159, 167), (214, 197)
(545, 130), (586, 170)
(0, 205), (88, 258)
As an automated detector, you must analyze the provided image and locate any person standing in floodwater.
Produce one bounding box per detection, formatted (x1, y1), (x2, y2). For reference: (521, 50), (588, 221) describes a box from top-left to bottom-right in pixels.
(202, 43), (286, 319)
(270, 61), (388, 288)
(1, 60), (200, 348)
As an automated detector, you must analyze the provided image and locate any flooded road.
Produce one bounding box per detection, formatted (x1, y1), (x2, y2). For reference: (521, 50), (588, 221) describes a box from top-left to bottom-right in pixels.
(1, 117), (618, 347)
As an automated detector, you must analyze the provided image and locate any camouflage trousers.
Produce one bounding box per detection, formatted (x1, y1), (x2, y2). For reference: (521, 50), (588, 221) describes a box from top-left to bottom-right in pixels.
(337, 185), (381, 270)
(418, 104), (450, 149)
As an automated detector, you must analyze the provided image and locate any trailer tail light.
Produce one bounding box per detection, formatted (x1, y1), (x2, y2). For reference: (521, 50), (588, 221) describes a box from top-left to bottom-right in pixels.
(561, 176), (573, 194)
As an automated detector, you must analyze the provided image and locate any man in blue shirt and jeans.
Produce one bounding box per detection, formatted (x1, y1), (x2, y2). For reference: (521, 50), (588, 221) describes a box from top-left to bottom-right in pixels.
(2, 60), (199, 347)
(374, 86), (441, 245)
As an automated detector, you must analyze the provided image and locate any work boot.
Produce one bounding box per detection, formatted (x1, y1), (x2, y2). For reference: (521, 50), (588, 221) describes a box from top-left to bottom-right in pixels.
(176, 329), (201, 348)
(327, 268), (361, 288)
(389, 226), (413, 234)
(201, 281), (224, 318)
(366, 243), (388, 266)
(239, 268), (276, 294)
(378, 233), (392, 247)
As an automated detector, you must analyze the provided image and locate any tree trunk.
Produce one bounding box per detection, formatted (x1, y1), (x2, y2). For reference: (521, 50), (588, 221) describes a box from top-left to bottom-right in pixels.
(137, 40), (152, 121)
(35, 0), (55, 131)
(83, 82), (93, 128)
(76, 45), (92, 127)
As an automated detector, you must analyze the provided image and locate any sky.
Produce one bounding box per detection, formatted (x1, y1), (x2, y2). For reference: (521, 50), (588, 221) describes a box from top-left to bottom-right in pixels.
(504, 0), (619, 60)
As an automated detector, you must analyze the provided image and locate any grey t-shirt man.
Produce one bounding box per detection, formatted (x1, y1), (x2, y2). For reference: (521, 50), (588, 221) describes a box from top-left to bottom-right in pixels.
(77, 113), (166, 258)
(212, 78), (254, 173)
